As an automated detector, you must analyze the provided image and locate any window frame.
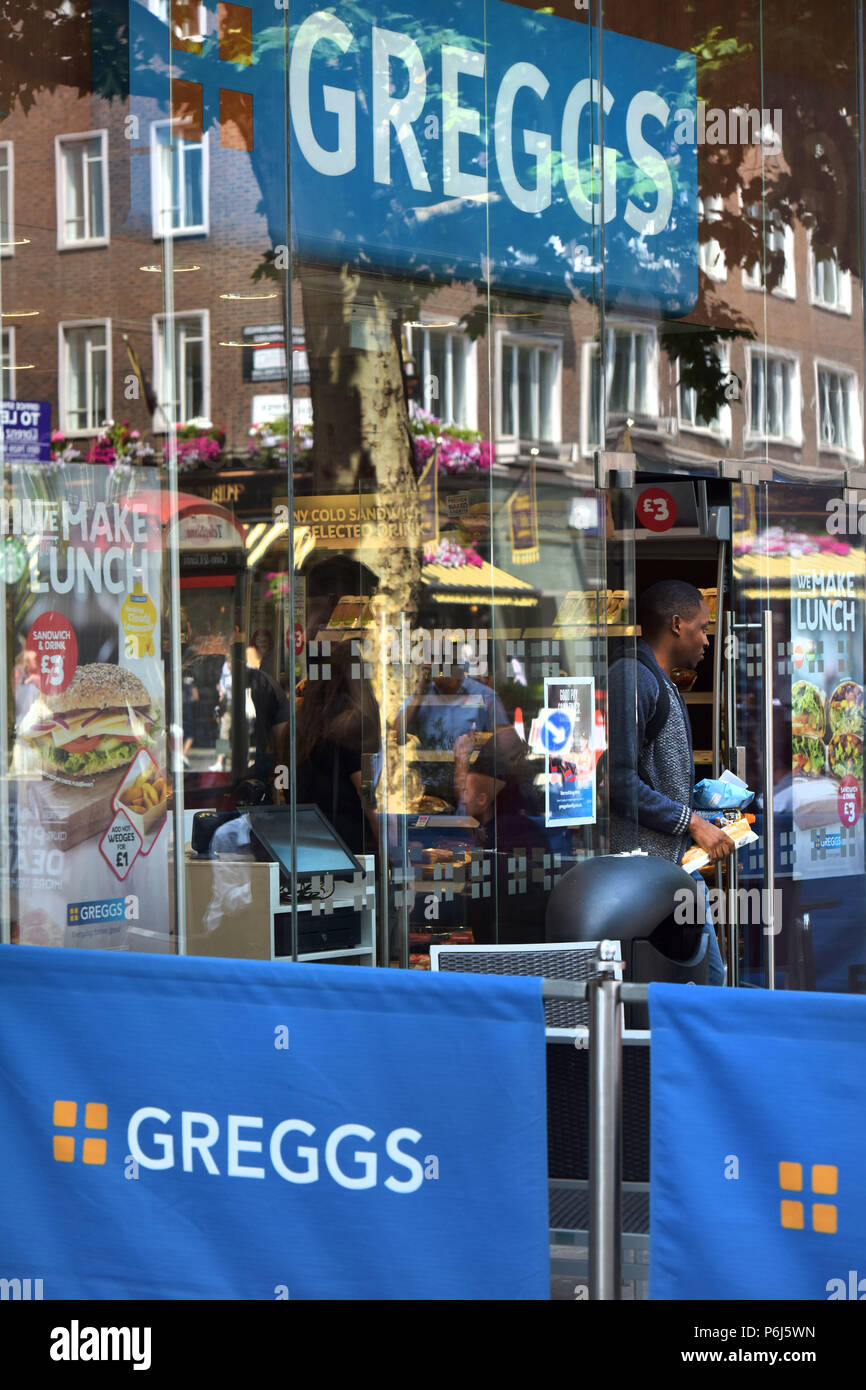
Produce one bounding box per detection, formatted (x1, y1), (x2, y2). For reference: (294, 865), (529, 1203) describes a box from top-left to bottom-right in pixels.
(150, 120), (210, 239)
(580, 323), (659, 455)
(152, 310), (211, 430)
(495, 331), (563, 453)
(807, 237), (852, 316)
(0, 142), (15, 259)
(744, 346), (803, 446)
(698, 194), (726, 283)
(741, 202), (796, 299)
(406, 320), (477, 431)
(55, 130), (111, 250)
(677, 348), (733, 442)
(58, 318), (112, 436)
(814, 358), (863, 459)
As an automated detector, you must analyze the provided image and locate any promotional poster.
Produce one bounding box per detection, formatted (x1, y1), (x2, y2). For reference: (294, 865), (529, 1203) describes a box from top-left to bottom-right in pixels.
(790, 554), (865, 882)
(542, 675), (596, 828)
(6, 465), (171, 949)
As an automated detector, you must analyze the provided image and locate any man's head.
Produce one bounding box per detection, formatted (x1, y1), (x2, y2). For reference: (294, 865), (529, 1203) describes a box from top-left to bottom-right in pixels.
(463, 729), (536, 824)
(638, 581), (710, 670)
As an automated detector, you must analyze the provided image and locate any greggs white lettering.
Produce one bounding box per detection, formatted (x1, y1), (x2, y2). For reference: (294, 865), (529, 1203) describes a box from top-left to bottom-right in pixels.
(128, 1108), (425, 1193)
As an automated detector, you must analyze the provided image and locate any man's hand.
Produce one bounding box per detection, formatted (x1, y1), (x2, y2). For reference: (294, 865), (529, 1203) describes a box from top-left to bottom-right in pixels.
(689, 812), (735, 862)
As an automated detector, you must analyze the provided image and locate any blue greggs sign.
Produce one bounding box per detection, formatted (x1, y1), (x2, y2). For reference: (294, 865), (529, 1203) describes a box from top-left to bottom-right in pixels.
(129, 0), (697, 310)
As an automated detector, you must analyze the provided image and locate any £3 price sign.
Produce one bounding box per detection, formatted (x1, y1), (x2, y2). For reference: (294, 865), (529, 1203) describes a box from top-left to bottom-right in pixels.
(27, 611), (78, 695)
(637, 486), (677, 532)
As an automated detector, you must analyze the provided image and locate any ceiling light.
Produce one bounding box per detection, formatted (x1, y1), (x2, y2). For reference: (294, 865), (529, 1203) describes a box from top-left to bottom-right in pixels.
(139, 264), (201, 273)
(220, 292), (279, 300)
(1, 310), (39, 317)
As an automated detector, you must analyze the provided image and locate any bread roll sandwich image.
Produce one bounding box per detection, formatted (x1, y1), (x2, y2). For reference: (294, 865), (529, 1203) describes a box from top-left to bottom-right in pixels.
(17, 663), (156, 780)
(828, 681), (864, 739)
(791, 680), (826, 738)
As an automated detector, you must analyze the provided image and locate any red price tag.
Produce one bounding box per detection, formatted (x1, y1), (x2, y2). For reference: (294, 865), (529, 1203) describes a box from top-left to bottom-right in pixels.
(837, 775), (861, 828)
(27, 611), (78, 695)
(637, 486), (676, 532)
(294, 622), (305, 656)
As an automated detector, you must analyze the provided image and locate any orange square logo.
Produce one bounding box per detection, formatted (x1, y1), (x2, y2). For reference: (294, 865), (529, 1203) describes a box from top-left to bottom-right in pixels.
(53, 1100), (77, 1128)
(85, 1102), (108, 1130)
(812, 1203), (837, 1234)
(812, 1164), (837, 1196)
(53, 1135), (75, 1162)
(780, 1199), (804, 1229)
(82, 1137), (107, 1166)
(779, 1161), (802, 1191)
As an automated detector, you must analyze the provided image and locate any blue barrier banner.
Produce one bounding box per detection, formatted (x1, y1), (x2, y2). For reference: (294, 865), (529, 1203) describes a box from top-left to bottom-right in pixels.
(127, 0), (697, 311)
(650, 983), (866, 1301)
(0, 947), (549, 1300)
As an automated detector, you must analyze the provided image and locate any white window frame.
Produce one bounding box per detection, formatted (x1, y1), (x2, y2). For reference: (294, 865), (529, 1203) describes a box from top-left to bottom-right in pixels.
(580, 324), (659, 455)
(152, 310), (210, 430)
(814, 359), (863, 459)
(55, 130), (110, 250)
(677, 348), (733, 442)
(495, 332), (562, 451)
(58, 319), (112, 436)
(0, 142), (14, 258)
(698, 194), (726, 283)
(407, 320), (477, 430)
(807, 237), (852, 315)
(150, 120), (209, 239)
(744, 346), (802, 446)
(742, 203), (795, 299)
(1, 326), (15, 401)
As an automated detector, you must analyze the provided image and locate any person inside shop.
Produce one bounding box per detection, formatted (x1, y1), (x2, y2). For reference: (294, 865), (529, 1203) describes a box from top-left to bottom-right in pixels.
(608, 580), (733, 985)
(294, 640), (380, 855)
(394, 627), (508, 809)
(460, 727), (549, 943)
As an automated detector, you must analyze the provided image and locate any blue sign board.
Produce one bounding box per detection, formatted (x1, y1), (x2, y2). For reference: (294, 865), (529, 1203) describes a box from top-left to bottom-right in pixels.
(128, 0), (697, 311)
(1, 400), (51, 464)
(0, 945), (549, 1300)
(650, 983), (866, 1300)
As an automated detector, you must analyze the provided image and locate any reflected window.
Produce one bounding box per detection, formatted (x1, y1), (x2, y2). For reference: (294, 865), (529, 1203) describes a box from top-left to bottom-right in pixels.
(498, 335), (561, 445)
(56, 132), (109, 248)
(153, 312), (208, 426)
(743, 203), (795, 298)
(406, 324), (475, 428)
(747, 349), (801, 443)
(809, 241), (851, 314)
(59, 322), (110, 433)
(0, 143), (13, 256)
(151, 122), (208, 237)
(582, 326), (658, 451)
(1, 327), (14, 402)
(678, 351), (731, 439)
(816, 365), (862, 456)
(698, 195), (726, 282)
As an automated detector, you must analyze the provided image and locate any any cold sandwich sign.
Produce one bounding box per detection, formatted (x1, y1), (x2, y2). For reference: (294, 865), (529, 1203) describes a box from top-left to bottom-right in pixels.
(128, 0), (698, 312)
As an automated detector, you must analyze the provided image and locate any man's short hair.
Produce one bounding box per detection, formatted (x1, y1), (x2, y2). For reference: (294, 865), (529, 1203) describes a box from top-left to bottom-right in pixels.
(638, 581), (705, 640)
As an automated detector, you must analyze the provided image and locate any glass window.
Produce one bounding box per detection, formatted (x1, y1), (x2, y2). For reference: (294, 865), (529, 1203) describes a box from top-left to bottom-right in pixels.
(679, 352), (731, 438)
(151, 123), (208, 237)
(1, 327), (14, 401)
(0, 143), (13, 255)
(748, 350), (801, 443)
(497, 336), (561, 444)
(810, 241), (851, 313)
(56, 132), (109, 247)
(154, 313), (208, 426)
(743, 203), (795, 297)
(698, 195), (726, 282)
(59, 322), (110, 432)
(407, 325), (475, 428)
(817, 366), (861, 455)
(582, 327), (658, 450)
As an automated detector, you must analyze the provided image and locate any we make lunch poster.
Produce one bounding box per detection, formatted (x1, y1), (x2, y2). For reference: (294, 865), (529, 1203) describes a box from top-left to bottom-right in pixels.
(6, 465), (172, 949)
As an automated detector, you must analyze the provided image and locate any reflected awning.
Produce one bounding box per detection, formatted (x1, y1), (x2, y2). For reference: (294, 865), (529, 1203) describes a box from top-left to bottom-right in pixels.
(422, 558), (538, 606)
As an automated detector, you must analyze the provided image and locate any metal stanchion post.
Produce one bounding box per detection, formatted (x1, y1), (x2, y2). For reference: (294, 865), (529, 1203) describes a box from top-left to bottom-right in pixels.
(588, 940), (624, 1301)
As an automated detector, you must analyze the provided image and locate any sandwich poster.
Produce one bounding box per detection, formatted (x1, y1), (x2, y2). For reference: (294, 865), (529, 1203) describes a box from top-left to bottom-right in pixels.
(7, 465), (172, 948)
(790, 557), (865, 881)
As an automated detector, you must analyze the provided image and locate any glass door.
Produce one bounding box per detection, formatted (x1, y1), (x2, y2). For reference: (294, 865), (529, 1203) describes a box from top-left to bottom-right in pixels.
(730, 482), (866, 993)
